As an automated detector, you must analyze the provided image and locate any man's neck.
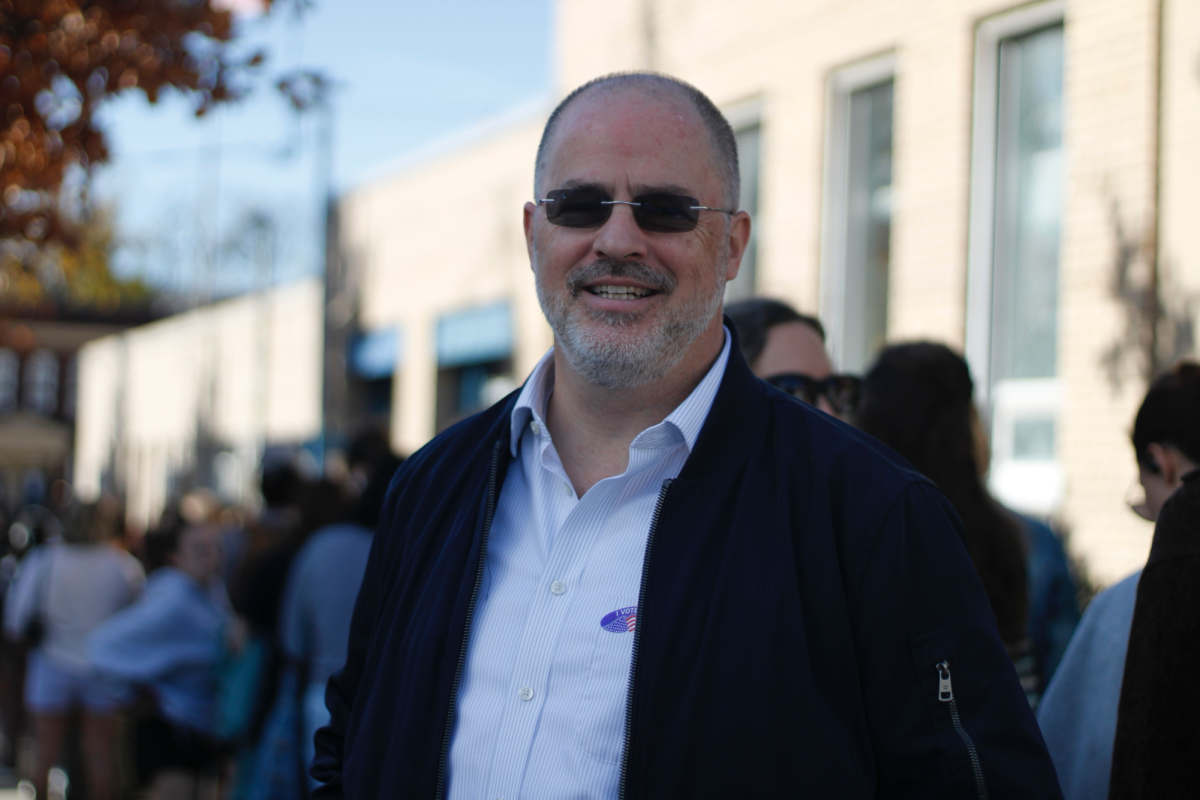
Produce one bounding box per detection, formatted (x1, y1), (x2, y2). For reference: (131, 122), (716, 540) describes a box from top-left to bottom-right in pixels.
(544, 318), (725, 497)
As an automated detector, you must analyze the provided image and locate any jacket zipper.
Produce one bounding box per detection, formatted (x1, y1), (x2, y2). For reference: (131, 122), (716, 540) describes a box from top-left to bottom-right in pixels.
(618, 478), (673, 800)
(936, 660), (988, 800)
(435, 440), (503, 800)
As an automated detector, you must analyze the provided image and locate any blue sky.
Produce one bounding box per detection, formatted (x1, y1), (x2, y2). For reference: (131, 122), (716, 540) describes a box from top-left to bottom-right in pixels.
(93, 0), (551, 297)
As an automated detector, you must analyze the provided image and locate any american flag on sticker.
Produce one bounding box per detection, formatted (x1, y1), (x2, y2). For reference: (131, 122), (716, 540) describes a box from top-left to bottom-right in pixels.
(600, 606), (638, 633)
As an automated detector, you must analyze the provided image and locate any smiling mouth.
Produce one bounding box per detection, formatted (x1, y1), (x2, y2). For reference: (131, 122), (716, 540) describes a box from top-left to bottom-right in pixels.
(585, 284), (657, 300)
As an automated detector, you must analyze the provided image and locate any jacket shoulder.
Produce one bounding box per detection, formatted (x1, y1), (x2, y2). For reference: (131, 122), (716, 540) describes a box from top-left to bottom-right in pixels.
(384, 393), (515, 498)
(765, 385), (931, 497)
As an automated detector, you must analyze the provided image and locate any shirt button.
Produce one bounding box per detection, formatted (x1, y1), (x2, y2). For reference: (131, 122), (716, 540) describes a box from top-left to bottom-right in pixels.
(550, 581), (566, 596)
(563, 481), (573, 497)
(530, 420), (541, 436)
(519, 685), (534, 701)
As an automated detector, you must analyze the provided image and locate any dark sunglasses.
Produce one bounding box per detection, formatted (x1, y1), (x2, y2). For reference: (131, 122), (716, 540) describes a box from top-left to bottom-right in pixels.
(536, 189), (735, 233)
(766, 372), (861, 417)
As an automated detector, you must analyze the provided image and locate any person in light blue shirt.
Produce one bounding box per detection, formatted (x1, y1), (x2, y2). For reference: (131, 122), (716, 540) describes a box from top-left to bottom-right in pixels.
(1036, 571), (1140, 800)
(89, 519), (234, 799)
(279, 432), (402, 788)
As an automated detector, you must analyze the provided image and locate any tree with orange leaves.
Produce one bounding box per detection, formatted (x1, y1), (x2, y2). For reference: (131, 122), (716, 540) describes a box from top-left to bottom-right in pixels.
(0, 0), (270, 255)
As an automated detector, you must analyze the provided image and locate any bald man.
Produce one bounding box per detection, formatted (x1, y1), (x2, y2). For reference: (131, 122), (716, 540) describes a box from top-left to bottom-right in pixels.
(311, 73), (1060, 800)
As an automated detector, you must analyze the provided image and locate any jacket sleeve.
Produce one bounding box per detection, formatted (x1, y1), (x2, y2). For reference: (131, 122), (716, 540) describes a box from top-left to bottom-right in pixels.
(850, 481), (1062, 799)
(310, 484), (397, 797)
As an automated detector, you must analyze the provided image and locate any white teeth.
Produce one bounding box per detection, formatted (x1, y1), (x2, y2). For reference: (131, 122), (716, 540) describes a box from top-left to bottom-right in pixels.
(590, 284), (653, 299)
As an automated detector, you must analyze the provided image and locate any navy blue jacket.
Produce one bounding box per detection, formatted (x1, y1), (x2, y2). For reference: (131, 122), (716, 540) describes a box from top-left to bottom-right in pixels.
(313, 336), (1062, 799)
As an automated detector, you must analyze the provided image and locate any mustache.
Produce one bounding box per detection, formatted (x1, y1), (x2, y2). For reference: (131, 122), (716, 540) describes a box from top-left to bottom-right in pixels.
(566, 259), (676, 298)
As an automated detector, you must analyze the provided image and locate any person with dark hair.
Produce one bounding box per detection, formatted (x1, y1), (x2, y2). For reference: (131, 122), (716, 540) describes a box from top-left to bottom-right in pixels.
(723, 297), (826, 365)
(1108, 363), (1200, 797)
(857, 344), (1079, 699)
(856, 343), (1035, 650)
(279, 431), (403, 789)
(311, 72), (1058, 799)
(724, 297), (860, 421)
(1037, 361), (1200, 800)
(231, 479), (352, 799)
(3, 498), (144, 800)
(88, 519), (231, 800)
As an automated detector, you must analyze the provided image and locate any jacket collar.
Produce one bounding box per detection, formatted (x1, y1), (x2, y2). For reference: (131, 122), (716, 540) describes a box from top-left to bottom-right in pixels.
(675, 315), (768, 483)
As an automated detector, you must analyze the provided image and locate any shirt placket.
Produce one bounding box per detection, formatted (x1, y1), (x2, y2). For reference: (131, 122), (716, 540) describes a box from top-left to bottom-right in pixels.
(484, 426), (609, 799)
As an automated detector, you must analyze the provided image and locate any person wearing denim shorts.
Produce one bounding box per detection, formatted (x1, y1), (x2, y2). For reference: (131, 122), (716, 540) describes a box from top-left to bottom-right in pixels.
(4, 500), (144, 800)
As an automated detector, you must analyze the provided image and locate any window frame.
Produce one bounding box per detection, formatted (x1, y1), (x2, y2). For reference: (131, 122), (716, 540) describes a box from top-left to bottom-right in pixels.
(964, 0), (1066, 402)
(965, 1), (1067, 515)
(819, 52), (896, 372)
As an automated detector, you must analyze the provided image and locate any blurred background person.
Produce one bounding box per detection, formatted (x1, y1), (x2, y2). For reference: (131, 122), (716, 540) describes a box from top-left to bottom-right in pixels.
(278, 428), (403, 787)
(226, 456), (305, 595)
(242, 477), (355, 800)
(855, 343), (1049, 694)
(724, 297), (859, 422)
(0, 504), (60, 779)
(1108, 365), (1200, 798)
(968, 400), (1081, 690)
(89, 519), (234, 800)
(221, 456), (308, 796)
(1038, 360), (1200, 800)
(3, 498), (144, 800)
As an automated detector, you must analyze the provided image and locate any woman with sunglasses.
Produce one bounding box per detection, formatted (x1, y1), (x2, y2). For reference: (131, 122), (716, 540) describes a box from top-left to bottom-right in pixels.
(1037, 360), (1199, 800)
(724, 297), (860, 422)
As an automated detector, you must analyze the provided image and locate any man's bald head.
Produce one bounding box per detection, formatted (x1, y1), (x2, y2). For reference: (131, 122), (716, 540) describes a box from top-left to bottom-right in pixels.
(534, 72), (741, 209)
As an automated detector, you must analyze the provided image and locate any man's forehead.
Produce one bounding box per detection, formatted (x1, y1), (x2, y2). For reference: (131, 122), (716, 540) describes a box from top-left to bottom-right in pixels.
(542, 87), (715, 189)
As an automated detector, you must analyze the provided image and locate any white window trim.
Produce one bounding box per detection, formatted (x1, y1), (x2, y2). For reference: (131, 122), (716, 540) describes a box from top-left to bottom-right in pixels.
(819, 52), (896, 372)
(964, 0), (1065, 403)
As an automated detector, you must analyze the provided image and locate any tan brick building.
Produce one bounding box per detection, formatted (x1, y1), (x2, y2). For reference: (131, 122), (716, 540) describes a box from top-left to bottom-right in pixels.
(340, 0), (1200, 585)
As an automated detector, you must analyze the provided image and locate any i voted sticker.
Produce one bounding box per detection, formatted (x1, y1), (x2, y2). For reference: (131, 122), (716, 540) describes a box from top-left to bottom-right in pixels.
(600, 606), (637, 633)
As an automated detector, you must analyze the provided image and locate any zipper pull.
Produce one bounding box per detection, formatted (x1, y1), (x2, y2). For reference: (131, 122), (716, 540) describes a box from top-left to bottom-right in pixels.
(936, 661), (953, 703)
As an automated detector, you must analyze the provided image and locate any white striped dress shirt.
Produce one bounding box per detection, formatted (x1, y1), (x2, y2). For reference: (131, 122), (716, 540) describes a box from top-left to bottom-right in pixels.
(446, 328), (732, 800)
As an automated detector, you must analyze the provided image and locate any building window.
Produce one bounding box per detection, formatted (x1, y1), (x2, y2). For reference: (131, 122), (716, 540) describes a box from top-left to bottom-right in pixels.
(821, 55), (895, 373)
(436, 360), (514, 432)
(435, 302), (514, 432)
(349, 327), (401, 427)
(966, 2), (1065, 515)
(0, 348), (17, 413)
(991, 25), (1063, 385)
(23, 349), (59, 416)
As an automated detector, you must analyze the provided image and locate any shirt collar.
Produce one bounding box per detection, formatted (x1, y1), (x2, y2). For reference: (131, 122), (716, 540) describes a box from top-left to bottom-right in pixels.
(509, 326), (732, 457)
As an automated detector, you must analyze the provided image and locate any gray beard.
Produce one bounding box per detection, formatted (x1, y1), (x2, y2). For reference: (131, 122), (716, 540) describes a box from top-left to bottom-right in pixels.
(536, 256), (726, 389)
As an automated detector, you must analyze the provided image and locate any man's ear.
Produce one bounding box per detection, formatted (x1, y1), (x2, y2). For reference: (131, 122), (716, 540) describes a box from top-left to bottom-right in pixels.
(724, 210), (752, 282)
(524, 202), (537, 268)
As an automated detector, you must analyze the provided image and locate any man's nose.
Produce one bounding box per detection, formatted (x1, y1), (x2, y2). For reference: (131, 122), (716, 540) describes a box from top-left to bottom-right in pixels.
(593, 203), (648, 262)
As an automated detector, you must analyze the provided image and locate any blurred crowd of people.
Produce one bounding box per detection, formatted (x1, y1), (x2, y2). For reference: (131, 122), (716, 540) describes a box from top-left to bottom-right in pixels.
(0, 427), (402, 800)
(0, 297), (1193, 800)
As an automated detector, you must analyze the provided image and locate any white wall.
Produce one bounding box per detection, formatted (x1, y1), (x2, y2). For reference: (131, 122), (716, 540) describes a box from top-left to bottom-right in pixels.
(74, 279), (323, 526)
